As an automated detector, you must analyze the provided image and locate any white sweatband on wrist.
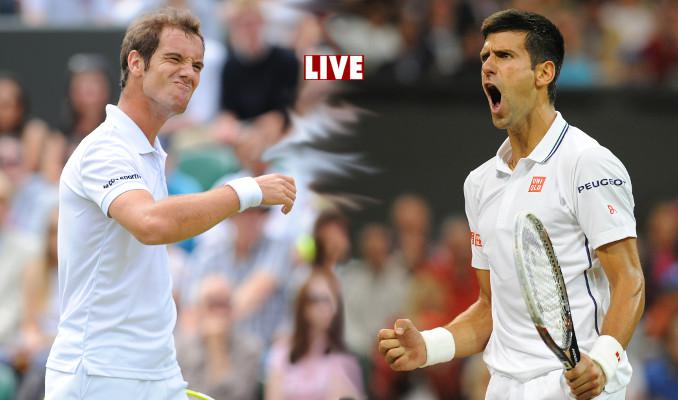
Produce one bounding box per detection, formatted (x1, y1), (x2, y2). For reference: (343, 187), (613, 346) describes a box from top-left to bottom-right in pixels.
(226, 177), (262, 212)
(589, 335), (624, 383)
(420, 327), (455, 368)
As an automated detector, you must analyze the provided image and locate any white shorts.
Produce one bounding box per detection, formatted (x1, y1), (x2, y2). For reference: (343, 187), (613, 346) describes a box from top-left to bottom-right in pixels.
(485, 370), (626, 400)
(45, 363), (188, 400)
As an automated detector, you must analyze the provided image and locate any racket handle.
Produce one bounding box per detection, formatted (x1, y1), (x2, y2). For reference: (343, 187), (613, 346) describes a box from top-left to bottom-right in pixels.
(569, 330), (581, 367)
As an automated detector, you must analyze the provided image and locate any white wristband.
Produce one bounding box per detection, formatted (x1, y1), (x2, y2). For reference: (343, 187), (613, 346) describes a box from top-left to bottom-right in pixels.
(420, 327), (455, 368)
(589, 335), (624, 383)
(226, 177), (262, 212)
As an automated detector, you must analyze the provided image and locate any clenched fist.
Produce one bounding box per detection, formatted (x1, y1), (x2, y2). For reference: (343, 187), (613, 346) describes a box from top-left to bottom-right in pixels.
(564, 353), (607, 400)
(377, 319), (427, 371)
(255, 174), (296, 214)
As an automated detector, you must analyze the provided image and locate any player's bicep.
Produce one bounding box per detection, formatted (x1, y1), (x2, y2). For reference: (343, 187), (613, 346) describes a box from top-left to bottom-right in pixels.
(594, 237), (643, 291)
(108, 189), (158, 244)
(476, 269), (491, 304)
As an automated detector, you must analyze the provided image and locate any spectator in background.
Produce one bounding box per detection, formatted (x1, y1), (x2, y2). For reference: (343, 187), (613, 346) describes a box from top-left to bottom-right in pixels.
(265, 269), (364, 400)
(341, 223), (408, 397)
(0, 73), (51, 175)
(21, 0), (114, 26)
(0, 172), (39, 394)
(645, 202), (678, 303)
(312, 209), (350, 271)
(641, 0), (678, 88)
(404, 216), (478, 399)
(16, 208), (59, 400)
(59, 54), (111, 148)
(554, 6), (600, 87)
(644, 300), (678, 399)
(599, 0), (656, 82)
(177, 276), (261, 400)
(185, 207), (295, 349)
(390, 194), (431, 273)
(212, 0), (300, 174)
(0, 73), (26, 139)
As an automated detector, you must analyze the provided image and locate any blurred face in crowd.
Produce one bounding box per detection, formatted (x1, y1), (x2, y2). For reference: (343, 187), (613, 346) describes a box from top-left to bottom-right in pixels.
(0, 78), (24, 133)
(317, 220), (351, 265)
(197, 277), (233, 337)
(131, 27), (204, 117)
(480, 31), (551, 129)
(442, 218), (471, 263)
(392, 195), (430, 236)
(648, 203), (677, 251)
(303, 275), (338, 334)
(0, 137), (23, 185)
(228, 6), (265, 59)
(232, 208), (267, 255)
(359, 224), (391, 270)
(69, 70), (110, 116)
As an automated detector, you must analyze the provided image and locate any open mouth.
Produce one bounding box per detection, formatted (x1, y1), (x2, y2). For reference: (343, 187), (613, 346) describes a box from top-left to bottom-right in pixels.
(484, 83), (502, 113)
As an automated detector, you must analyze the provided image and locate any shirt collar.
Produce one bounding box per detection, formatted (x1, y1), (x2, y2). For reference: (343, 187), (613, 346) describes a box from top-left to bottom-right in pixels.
(105, 104), (165, 156)
(495, 111), (569, 173)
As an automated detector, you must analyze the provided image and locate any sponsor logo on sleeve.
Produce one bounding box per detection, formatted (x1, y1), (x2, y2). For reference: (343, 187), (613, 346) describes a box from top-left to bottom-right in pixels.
(102, 173), (142, 189)
(470, 231), (483, 247)
(577, 178), (626, 194)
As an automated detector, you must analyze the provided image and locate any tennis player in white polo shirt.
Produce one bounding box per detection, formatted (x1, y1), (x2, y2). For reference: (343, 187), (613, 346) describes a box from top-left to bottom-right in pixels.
(378, 9), (644, 400)
(45, 8), (296, 400)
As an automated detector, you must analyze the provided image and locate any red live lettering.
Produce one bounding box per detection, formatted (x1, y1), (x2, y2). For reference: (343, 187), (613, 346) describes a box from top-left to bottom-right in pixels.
(304, 55), (364, 80)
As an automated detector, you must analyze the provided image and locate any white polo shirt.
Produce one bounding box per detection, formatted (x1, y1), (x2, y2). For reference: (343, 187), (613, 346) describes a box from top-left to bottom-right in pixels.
(47, 105), (180, 380)
(464, 112), (635, 387)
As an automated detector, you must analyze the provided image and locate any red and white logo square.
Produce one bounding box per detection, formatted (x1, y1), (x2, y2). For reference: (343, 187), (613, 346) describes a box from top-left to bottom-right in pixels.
(528, 176), (546, 192)
(304, 55), (364, 80)
(471, 231), (483, 247)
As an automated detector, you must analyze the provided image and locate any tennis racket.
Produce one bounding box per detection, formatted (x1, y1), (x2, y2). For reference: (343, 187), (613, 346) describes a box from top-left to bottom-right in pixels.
(513, 211), (580, 370)
(186, 389), (215, 400)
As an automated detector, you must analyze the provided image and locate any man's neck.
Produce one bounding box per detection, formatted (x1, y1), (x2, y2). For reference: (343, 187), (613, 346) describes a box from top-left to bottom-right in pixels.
(117, 91), (170, 146)
(506, 104), (557, 168)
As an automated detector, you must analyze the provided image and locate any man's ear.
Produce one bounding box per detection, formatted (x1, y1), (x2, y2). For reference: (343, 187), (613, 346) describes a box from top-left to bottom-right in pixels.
(535, 60), (556, 90)
(127, 50), (145, 80)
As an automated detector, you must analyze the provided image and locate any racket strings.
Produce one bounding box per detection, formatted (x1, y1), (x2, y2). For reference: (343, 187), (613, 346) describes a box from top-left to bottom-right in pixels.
(521, 225), (568, 348)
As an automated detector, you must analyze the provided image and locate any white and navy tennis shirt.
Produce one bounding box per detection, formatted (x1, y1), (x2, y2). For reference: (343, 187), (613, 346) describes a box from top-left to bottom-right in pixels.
(464, 112), (635, 390)
(47, 105), (180, 381)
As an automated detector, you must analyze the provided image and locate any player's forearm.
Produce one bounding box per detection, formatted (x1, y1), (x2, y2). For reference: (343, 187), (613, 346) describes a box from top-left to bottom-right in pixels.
(600, 269), (645, 347)
(446, 296), (493, 358)
(143, 186), (240, 244)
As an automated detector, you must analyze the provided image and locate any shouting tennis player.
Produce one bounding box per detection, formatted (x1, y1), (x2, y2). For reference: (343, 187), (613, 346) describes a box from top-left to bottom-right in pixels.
(378, 9), (644, 400)
(45, 8), (295, 400)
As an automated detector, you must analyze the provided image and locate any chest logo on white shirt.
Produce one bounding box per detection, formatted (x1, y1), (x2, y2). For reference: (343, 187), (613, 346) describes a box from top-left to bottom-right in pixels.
(528, 176), (546, 192)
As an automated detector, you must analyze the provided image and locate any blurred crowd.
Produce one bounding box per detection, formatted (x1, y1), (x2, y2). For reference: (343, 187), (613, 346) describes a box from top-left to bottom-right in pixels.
(1, 0), (678, 399)
(3, 0), (678, 88)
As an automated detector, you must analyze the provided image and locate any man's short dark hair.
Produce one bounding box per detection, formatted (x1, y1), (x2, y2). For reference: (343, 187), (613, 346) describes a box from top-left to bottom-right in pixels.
(481, 9), (564, 104)
(119, 7), (204, 89)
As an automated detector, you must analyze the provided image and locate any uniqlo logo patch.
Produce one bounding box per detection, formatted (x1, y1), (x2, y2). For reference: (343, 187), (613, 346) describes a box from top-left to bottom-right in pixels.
(471, 231), (483, 247)
(529, 176), (546, 192)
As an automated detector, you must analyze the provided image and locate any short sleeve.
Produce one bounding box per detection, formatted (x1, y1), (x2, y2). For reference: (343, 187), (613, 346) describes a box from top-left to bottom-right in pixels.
(572, 146), (636, 249)
(80, 139), (150, 217)
(464, 174), (489, 269)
